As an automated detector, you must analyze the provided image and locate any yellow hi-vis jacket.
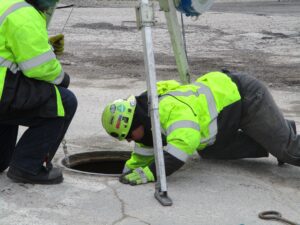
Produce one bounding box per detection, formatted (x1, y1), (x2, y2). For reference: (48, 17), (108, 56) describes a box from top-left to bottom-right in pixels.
(0, 0), (65, 117)
(125, 72), (241, 170)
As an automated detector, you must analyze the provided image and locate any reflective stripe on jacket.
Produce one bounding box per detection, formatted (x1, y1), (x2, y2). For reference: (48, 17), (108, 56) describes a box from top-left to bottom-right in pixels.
(125, 143), (155, 170)
(0, 0), (64, 116)
(157, 71), (241, 162)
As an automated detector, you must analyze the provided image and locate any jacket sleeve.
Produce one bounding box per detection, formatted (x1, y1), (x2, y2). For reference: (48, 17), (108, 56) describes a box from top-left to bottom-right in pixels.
(124, 143), (155, 171)
(6, 7), (65, 84)
(148, 151), (184, 178)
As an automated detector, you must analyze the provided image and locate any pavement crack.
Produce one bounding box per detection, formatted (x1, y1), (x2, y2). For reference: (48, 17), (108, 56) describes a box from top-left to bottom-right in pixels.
(105, 178), (128, 225)
(105, 179), (151, 225)
(129, 216), (151, 225)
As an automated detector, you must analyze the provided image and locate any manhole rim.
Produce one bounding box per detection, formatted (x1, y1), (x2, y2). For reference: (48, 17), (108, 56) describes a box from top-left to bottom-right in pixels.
(57, 150), (131, 177)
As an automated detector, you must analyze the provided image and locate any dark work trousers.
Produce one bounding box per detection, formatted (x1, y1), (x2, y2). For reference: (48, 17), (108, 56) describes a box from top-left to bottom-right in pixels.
(199, 130), (269, 160)
(200, 74), (300, 166)
(237, 74), (300, 166)
(0, 87), (77, 175)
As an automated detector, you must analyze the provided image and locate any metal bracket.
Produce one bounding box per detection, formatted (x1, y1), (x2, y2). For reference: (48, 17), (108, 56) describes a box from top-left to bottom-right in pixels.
(135, 3), (155, 30)
(159, 0), (191, 84)
(158, 0), (169, 12)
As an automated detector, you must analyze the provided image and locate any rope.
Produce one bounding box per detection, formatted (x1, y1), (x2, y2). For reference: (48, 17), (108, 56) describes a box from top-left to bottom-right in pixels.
(61, 5), (74, 33)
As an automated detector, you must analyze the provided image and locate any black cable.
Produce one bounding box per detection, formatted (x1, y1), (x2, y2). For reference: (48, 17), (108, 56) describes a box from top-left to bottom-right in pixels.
(56, 4), (74, 9)
(161, 94), (197, 117)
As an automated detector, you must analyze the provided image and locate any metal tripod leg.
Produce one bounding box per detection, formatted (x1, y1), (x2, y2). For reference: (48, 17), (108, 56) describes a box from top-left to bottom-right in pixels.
(136, 0), (173, 206)
(159, 0), (191, 84)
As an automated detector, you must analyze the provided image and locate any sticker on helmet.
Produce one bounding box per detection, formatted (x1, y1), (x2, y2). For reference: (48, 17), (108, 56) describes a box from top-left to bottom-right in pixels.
(123, 117), (129, 123)
(116, 115), (122, 129)
(110, 116), (114, 125)
(130, 100), (136, 107)
(110, 104), (116, 113)
(117, 104), (126, 112)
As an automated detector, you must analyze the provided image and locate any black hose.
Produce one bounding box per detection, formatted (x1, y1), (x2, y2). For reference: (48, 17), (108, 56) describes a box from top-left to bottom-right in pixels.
(56, 4), (74, 9)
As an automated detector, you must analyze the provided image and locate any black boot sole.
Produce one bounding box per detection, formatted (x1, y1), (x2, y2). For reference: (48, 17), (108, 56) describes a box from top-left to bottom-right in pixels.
(7, 170), (63, 185)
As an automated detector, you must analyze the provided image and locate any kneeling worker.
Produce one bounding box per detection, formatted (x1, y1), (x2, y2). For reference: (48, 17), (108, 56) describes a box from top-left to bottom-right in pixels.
(0, 0), (77, 184)
(102, 71), (299, 185)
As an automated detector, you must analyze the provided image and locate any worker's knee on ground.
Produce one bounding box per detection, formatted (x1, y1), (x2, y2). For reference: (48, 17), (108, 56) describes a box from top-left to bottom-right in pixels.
(0, 154), (12, 172)
(286, 144), (300, 158)
(254, 148), (269, 158)
(198, 149), (230, 159)
(279, 148), (300, 166)
(285, 130), (300, 158)
(282, 120), (300, 162)
(197, 150), (218, 159)
(288, 146), (300, 158)
(0, 162), (10, 173)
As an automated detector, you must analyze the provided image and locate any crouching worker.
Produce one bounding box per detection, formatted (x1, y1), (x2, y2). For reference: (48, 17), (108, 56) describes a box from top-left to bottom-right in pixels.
(101, 71), (299, 185)
(0, 0), (77, 184)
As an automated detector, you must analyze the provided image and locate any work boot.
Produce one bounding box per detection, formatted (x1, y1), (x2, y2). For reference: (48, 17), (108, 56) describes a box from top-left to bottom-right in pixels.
(7, 165), (63, 185)
(277, 120), (297, 166)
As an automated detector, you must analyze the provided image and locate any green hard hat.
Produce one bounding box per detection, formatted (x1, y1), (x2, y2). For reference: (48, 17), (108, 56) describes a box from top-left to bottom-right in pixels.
(101, 95), (136, 141)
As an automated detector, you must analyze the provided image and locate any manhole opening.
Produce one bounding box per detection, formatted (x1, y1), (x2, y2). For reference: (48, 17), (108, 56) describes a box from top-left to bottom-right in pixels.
(60, 151), (131, 176)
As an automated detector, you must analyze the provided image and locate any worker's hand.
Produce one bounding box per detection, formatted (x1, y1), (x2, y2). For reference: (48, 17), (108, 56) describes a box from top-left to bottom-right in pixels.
(119, 167), (155, 185)
(49, 34), (64, 56)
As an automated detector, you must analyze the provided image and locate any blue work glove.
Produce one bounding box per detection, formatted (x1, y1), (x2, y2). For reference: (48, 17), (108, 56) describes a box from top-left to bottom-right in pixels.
(119, 167), (155, 185)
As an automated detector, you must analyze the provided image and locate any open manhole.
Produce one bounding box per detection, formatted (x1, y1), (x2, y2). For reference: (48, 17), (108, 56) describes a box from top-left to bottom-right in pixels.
(59, 151), (131, 176)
